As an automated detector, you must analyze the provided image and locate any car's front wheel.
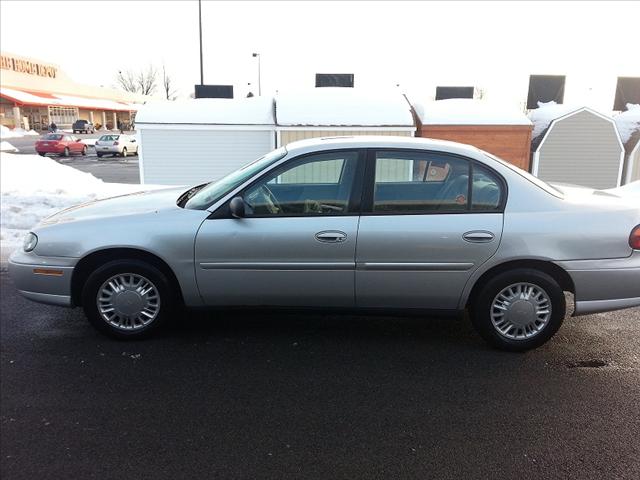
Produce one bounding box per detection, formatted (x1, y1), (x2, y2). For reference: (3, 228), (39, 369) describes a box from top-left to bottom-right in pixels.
(470, 268), (565, 351)
(81, 260), (174, 339)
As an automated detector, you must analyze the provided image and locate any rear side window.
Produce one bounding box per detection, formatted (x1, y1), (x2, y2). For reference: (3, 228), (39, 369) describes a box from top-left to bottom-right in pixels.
(372, 150), (504, 213)
(373, 151), (470, 213)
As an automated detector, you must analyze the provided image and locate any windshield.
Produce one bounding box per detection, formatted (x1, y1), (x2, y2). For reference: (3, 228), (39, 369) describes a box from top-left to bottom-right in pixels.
(484, 153), (564, 198)
(184, 147), (288, 210)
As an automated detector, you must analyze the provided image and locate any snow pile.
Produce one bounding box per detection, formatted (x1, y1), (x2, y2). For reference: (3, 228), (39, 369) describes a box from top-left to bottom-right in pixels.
(136, 96), (275, 125)
(613, 104), (640, 145)
(414, 99), (532, 126)
(528, 101), (584, 139)
(0, 126), (38, 139)
(0, 153), (157, 249)
(276, 88), (414, 126)
(0, 141), (18, 153)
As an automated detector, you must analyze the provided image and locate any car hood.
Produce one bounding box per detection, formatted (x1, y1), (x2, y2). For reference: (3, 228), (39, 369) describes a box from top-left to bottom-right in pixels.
(40, 186), (187, 225)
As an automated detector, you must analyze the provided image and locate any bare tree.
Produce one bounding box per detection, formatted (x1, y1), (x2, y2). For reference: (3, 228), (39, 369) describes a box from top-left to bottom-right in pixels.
(162, 65), (178, 100)
(116, 65), (158, 96)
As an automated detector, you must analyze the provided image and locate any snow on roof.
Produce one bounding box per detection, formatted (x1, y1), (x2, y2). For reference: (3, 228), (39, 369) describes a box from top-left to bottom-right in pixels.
(414, 99), (532, 127)
(528, 101), (605, 139)
(613, 104), (640, 145)
(0, 87), (139, 112)
(275, 88), (414, 127)
(135, 96), (275, 125)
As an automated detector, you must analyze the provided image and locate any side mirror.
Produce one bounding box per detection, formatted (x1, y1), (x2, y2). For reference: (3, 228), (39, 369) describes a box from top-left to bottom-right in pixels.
(229, 197), (245, 218)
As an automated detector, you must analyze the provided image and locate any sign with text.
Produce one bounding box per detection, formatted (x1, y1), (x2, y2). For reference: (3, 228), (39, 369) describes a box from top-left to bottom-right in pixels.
(0, 55), (57, 78)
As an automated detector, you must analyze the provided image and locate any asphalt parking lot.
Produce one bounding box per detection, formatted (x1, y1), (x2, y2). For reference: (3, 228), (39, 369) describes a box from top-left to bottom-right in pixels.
(7, 132), (139, 184)
(1, 270), (639, 480)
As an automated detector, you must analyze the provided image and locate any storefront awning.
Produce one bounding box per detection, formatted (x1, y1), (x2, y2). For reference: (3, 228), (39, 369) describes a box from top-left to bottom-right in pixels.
(0, 87), (140, 111)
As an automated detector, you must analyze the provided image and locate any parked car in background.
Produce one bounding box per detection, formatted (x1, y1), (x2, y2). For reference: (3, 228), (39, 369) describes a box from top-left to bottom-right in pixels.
(72, 119), (95, 134)
(9, 137), (640, 350)
(95, 134), (139, 158)
(35, 133), (87, 157)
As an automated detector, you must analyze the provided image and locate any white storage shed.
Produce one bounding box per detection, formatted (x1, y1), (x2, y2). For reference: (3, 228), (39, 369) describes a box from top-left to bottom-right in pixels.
(613, 104), (640, 184)
(274, 88), (416, 146)
(135, 97), (276, 185)
(529, 103), (624, 189)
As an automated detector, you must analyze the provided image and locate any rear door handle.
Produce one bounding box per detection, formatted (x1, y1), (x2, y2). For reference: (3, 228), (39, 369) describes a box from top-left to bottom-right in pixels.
(315, 230), (347, 243)
(463, 231), (495, 243)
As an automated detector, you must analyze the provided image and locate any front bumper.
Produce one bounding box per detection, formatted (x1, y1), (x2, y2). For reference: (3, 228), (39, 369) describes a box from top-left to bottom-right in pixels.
(556, 252), (640, 316)
(8, 250), (77, 307)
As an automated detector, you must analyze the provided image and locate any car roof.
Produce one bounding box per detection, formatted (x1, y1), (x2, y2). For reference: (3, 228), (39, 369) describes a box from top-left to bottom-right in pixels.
(283, 135), (484, 158)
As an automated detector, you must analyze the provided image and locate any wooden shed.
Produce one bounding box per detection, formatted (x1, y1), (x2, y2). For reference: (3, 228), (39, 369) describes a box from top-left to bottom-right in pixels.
(530, 106), (624, 189)
(613, 105), (640, 184)
(274, 88), (415, 146)
(135, 97), (276, 185)
(412, 99), (533, 171)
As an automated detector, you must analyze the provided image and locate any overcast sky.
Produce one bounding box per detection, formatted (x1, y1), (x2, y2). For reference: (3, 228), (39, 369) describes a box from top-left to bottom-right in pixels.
(1, 0), (638, 110)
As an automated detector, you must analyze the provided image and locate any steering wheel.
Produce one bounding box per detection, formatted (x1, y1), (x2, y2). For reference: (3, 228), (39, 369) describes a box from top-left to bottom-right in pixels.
(258, 184), (281, 214)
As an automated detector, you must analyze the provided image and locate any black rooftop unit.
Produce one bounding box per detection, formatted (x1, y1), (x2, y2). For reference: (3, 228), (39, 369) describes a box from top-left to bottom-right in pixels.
(315, 73), (354, 88)
(613, 77), (640, 111)
(527, 75), (565, 109)
(435, 86), (474, 100)
(194, 84), (234, 99)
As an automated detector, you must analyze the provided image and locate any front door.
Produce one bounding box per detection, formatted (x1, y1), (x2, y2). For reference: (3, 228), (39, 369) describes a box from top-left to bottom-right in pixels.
(195, 149), (364, 307)
(355, 149), (505, 310)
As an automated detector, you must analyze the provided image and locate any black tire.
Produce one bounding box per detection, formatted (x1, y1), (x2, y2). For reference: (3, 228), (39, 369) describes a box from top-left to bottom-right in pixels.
(82, 146), (87, 155)
(470, 268), (565, 352)
(97, 153), (103, 158)
(121, 147), (127, 158)
(63, 147), (70, 157)
(81, 259), (175, 339)
(38, 152), (45, 157)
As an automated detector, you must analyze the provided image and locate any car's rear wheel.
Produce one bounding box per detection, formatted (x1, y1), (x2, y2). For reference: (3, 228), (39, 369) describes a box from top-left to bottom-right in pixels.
(81, 146), (87, 155)
(38, 152), (45, 157)
(97, 152), (103, 158)
(63, 147), (69, 157)
(470, 268), (565, 351)
(82, 260), (175, 339)
(121, 147), (127, 158)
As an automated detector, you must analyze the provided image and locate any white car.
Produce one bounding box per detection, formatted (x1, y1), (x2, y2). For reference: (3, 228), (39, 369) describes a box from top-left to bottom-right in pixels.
(95, 134), (139, 158)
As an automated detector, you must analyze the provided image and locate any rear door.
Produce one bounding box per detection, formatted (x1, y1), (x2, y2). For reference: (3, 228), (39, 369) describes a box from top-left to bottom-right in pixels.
(195, 149), (365, 307)
(355, 149), (505, 310)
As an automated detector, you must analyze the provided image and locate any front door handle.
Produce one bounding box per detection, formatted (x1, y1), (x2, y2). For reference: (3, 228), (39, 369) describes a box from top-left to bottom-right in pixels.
(315, 230), (347, 243)
(463, 231), (495, 243)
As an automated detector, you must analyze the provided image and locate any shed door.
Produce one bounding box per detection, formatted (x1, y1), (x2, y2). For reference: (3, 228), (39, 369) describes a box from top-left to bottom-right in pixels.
(140, 129), (274, 185)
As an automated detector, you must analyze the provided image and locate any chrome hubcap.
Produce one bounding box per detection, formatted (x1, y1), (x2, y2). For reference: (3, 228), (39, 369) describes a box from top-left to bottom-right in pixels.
(97, 273), (160, 331)
(490, 282), (551, 340)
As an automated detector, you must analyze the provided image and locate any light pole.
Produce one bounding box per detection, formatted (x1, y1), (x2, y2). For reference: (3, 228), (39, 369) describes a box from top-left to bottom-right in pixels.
(252, 53), (261, 96)
(198, 0), (204, 85)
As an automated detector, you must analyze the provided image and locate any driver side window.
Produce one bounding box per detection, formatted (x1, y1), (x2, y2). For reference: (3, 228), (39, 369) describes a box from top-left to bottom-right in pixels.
(243, 151), (359, 216)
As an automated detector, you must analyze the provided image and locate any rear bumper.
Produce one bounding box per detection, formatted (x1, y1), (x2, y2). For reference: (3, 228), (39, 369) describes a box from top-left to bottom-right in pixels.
(8, 250), (77, 307)
(555, 253), (640, 316)
(96, 145), (122, 154)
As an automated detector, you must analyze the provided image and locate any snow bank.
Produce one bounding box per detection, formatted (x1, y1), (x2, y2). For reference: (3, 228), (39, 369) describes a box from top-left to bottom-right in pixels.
(0, 141), (18, 153)
(276, 88), (414, 127)
(613, 104), (640, 145)
(0, 125), (39, 139)
(136, 96), (275, 125)
(414, 99), (531, 126)
(0, 153), (159, 250)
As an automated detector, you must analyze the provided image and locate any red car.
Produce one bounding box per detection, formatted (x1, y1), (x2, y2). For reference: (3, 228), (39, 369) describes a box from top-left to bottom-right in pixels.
(35, 133), (87, 157)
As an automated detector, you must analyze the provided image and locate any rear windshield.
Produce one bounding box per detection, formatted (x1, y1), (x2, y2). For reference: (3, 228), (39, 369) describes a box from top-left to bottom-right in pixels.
(43, 134), (63, 140)
(99, 135), (119, 141)
(75, 120), (87, 124)
(484, 153), (564, 198)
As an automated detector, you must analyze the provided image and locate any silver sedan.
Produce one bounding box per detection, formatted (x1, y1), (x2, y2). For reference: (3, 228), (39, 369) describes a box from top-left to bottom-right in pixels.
(8, 137), (640, 350)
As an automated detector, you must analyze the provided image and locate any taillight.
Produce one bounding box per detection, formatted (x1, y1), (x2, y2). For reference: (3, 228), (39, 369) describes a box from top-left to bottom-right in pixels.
(630, 225), (640, 250)
(113, 141), (119, 145)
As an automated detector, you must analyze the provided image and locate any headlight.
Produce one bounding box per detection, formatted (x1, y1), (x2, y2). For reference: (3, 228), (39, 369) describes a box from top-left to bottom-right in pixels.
(23, 232), (38, 252)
